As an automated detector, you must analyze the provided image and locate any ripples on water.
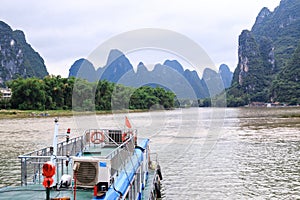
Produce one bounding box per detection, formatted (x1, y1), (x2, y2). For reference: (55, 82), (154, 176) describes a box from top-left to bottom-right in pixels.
(0, 107), (300, 199)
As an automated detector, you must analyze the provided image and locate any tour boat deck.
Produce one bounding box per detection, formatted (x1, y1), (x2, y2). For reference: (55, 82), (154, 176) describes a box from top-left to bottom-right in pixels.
(0, 121), (162, 200)
(0, 164), (158, 200)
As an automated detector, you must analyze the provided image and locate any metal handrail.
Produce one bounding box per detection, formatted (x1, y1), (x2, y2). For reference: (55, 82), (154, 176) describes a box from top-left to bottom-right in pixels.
(19, 135), (84, 158)
(18, 129), (135, 186)
(19, 134), (84, 186)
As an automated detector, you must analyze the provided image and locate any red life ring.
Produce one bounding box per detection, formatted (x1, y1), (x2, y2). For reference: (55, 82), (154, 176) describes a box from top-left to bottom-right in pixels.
(42, 162), (56, 177)
(91, 131), (104, 144)
(43, 177), (54, 188)
(42, 162), (56, 188)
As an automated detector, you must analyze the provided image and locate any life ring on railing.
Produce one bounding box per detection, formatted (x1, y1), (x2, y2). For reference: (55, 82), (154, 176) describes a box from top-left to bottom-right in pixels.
(91, 131), (104, 144)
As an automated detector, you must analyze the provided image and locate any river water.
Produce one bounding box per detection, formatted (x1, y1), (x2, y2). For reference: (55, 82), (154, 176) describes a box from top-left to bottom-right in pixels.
(0, 107), (300, 199)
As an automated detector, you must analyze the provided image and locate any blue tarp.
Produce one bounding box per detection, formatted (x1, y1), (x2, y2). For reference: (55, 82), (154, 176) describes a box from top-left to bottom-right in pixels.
(95, 138), (149, 200)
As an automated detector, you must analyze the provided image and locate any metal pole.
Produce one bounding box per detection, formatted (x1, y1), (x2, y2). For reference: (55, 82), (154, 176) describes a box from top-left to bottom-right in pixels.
(51, 118), (59, 164)
(51, 118), (59, 186)
(46, 187), (50, 200)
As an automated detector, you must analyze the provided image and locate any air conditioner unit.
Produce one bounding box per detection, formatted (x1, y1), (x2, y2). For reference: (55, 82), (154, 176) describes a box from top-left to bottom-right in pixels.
(73, 157), (111, 188)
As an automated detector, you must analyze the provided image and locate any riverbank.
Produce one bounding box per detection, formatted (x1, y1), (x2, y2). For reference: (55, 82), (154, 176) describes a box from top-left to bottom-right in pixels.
(0, 109), (150, 119)
(2, 107), (300, 120)
(0, 109), (74, 119)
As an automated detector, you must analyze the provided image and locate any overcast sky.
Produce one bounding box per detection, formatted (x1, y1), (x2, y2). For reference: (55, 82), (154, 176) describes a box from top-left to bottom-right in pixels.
(0, 0), (281, 77)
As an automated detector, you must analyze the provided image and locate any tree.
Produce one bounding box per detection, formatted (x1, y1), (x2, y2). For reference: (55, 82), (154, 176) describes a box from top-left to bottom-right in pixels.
(72, 78), (95, 111)
(8, 77), (46, 110)
(7, 77), (176, 111)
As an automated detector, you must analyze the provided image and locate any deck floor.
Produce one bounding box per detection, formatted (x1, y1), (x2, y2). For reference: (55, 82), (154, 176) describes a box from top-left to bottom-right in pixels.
(0, 185), (93, 200)
(82, 144), (117, 157)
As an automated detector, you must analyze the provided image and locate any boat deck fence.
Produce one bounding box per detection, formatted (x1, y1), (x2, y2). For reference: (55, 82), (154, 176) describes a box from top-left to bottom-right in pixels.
(18, 135), (84, 186)
(18, 129), (136, 186)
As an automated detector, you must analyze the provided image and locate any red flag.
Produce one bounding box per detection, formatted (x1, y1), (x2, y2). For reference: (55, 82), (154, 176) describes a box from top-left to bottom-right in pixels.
(125, 116), (132, 128)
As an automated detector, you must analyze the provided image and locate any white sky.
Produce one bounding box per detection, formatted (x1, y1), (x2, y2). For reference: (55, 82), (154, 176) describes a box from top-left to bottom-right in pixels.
(0, 0), (281, 77)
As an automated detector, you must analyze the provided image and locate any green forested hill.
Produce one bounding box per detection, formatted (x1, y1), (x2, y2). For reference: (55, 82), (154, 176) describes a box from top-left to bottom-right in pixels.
(227, 0), (300, 106)
(270, 42), (300, 104)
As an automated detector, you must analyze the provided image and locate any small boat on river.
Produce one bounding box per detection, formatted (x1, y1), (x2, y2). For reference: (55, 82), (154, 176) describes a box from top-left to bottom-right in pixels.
(0, 118), (163, 200)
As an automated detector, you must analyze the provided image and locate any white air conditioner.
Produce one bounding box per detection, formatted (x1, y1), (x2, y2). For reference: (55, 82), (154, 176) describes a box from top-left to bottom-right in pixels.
(73, 157), (111, 188)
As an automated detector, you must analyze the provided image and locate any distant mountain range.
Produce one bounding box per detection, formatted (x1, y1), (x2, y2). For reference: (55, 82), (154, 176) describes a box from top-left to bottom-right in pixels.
(228, 0), (300, 105)
(2, 0), (299, 105)
(0, 21), (48, 86)
(68, 49), (233, 99)
(0, 20), (233, 100)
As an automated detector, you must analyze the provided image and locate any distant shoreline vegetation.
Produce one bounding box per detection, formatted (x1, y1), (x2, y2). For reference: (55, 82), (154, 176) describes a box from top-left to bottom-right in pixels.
(0, 75), (176, 111)
(1, 76), (294, 112)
